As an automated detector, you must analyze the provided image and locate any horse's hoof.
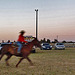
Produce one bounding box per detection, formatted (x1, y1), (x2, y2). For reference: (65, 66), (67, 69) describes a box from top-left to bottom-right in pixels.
(29, 65), (35, 68)
(30, 63), (33, 66)
(16, 65), (18, 67)
(6, 64), (10, 66)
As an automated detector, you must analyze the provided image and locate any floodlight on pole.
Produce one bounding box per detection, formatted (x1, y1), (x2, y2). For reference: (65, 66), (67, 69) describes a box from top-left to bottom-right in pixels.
(35, 9), (38, 39)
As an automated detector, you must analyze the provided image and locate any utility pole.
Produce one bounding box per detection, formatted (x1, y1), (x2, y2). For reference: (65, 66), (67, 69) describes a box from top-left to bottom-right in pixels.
(35, 9), (38, 39)
(57, 35), (58, 41)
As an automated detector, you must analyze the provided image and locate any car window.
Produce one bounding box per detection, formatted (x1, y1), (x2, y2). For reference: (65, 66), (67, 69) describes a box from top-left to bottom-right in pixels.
(43, 43), (50, 46)
(57, 43), (63, 45)
(1, 44), (7, 46)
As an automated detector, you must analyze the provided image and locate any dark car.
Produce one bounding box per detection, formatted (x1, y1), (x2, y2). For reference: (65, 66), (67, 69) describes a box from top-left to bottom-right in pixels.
(41, 43), (52, 50)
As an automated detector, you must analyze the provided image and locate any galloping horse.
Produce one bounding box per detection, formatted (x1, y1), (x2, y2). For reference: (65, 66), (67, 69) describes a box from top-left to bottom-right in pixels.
(0, 38), (41, 67)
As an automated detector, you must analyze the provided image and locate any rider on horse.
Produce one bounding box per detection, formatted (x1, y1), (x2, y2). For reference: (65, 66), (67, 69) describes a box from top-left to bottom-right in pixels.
(17, 30), (28, 53)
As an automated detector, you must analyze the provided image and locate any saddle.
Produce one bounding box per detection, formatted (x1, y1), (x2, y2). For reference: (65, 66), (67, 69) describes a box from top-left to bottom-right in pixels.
(10, 44), (18, 54)
(11, 43), (27, 55)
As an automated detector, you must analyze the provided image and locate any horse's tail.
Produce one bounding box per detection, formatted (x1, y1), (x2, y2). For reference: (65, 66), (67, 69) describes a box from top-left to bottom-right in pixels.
(0, 50), (1, 54)
(0, 44), (9, 55)
(0, 45), (10, 55)
(0, 47), (4, 55)
(0, 47), (3, 55)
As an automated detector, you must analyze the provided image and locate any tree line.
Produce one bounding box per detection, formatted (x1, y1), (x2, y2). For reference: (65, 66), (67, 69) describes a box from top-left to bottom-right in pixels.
(40, 38), (75, 43)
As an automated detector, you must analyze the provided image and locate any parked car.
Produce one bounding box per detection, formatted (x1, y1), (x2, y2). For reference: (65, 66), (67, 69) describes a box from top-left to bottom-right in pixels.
(55, 43), (65, 50)
(41, 43), (52, 50)
(0, 45), (2, 50)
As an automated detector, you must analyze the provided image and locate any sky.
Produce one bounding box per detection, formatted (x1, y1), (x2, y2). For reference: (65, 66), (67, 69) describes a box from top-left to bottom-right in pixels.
(0, 0), (75, 42)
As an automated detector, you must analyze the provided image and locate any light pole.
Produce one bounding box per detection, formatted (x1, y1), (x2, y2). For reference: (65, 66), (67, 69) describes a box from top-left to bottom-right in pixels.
(35, 9), (38, 39)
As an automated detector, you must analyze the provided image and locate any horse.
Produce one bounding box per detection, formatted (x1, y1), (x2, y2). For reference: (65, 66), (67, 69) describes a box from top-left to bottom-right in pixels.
(0, 38), (41, 67)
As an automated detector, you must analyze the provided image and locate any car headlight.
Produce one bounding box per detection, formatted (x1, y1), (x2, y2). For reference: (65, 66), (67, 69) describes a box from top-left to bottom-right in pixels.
(42, 46), (46, 48)
(56, 46), (60, 48)
(50, 46), (52, 48)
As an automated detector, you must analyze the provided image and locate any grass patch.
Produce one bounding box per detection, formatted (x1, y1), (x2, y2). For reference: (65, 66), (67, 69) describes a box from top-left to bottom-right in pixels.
(0, 48), (75, 75)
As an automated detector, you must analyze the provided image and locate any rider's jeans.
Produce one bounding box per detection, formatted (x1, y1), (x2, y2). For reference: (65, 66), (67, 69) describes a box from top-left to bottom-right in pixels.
(17, 41), (22, 52)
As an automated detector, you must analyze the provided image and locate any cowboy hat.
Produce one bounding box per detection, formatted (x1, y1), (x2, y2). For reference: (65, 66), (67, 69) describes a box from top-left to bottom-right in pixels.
(20, 30), (26, 33)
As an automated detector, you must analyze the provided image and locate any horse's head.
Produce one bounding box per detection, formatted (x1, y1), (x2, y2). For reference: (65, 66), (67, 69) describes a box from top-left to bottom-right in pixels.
(32, 38), (41, 48)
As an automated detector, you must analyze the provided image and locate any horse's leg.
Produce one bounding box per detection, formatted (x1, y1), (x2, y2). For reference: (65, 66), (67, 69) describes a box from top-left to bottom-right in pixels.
(26, 57), (33, 66)
(5, 54), (12, 66)
(0, 48), (7, 60)
(0, 53), (5, 60)
(16, 57), (24, 67)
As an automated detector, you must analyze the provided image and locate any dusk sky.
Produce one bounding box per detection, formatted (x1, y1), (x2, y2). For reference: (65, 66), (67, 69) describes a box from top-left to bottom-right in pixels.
(0, 0), (75, 42)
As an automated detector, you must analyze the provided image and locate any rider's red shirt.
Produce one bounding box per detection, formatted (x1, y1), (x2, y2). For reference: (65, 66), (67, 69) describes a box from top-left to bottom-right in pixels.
(17, 34), (27, 43)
